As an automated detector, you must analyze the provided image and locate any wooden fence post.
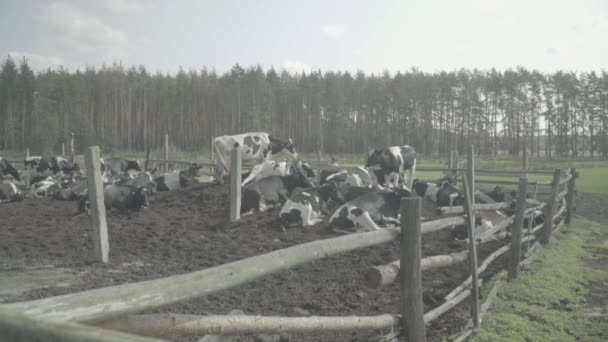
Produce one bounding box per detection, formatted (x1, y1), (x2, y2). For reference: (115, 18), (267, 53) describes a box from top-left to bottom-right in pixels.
(453, 151), (459, 186)
(508, 177), (528, 281)
(164, 134), (169, 172)
(461, 175), (480, 328)
(522, 140), (528, 171)
(467, 145), (474, 206)
(25, 148), (31, 188)
(85, 146), (109, 263)
(541, 169), (562, 245)
(70, 132), (75, 162)
(447, 151), (453, 179)
(229, 148), (242, 222)
(565, 168), (577, 225)
(62, 143), (65, 156)
(400, 197), (426, 342)
(26, 147), (30, 159)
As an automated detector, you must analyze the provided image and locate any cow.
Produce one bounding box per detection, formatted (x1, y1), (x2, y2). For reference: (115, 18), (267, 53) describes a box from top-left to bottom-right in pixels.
(101, 157), (142, 176)
(449, 210), (508, 241)
(53, 179), (87, 201)
(365, 145), (416, 190)
(485, 186), (514, 203)
(279, 182), (343, 228)
(412, 179), (464, 207)
(213, 132), (297, 178)
(25, 156), (80, 184)
(241, 169), (313, 214)
(242, 160), (314, 187)
(79, 183), (150, 213)
(29, 177), (61, 198)
(0, 157), (21, 182)
(0, 182), (24, 203)
(323, 166), (380, 189)
(329, 188), (413, 233)
(154, 164), (201, 191)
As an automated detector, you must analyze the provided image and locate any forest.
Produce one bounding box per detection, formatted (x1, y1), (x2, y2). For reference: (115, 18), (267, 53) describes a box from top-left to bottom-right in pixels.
(0, 55), (607, 158)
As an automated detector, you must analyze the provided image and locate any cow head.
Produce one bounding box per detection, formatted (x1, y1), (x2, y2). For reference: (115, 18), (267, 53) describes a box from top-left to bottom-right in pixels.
(269, 136), (297, 159)
(298, 161), (315, 178)
(127, 187), (150, 210)
(127, 160), (142, 172)
(365, 149), (385, 171)
(289, 162), (314, 188)
(318, 181), (344, 204)
(412, 179), (428, 197)
(488, 186), (505, 202)
(0, 158), (21, 181)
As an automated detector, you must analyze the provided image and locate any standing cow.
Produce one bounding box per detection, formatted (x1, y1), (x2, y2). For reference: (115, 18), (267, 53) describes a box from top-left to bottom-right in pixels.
(101, 157), (142, 176)
(365, 145), (416, 190)
(213, 132), (297, 181)
(0, 157), (20, 182)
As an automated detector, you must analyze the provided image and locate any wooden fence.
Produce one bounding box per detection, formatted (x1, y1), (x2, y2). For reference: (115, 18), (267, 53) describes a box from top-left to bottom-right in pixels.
(0, 144), (578, 341)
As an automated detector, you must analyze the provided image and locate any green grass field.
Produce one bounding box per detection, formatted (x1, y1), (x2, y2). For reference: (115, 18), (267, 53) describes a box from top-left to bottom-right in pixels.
(467, 219), (608, 342)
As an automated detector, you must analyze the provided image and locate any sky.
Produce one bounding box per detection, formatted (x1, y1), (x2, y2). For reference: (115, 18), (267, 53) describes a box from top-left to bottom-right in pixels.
(1, 0), (607, 74)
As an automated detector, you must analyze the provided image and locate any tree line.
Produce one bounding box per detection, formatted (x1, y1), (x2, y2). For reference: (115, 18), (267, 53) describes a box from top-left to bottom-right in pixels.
(1, 55), (607, 158)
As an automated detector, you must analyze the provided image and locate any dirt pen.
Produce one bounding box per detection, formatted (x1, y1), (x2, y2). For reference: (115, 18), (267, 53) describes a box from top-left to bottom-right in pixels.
(0, 143), (578, 341)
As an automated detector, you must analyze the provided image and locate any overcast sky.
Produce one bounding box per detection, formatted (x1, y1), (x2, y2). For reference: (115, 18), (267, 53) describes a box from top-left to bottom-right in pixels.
(1, 0), (607, 74)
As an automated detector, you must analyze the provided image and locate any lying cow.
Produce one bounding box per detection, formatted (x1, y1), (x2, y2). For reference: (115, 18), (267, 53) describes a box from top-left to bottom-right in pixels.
(242, 160), (314, 187)
(101, 157), (142, 176)
(279, 182), (343, 228)
(365, 145), (416, 190)
(412, 179), (464, 207)
(329, 188), (413, 233)
(53, 179), (87, 201)
(213, 132), (297, 178)
(29, 177), (61, 198)
(241, 169), (313, 214)
(0, 182), (24, 203)
(323, 166), (380, 189)
(485, 186), (515, 203)
(79, 183), (150, 213)
(26, 156), (80, 182)
(0, 157), (21, 182)
(154, 164), (201, 191)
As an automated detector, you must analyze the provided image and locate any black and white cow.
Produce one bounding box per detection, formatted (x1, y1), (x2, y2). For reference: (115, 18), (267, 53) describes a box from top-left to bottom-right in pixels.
(323, 166), (380, 189)
(365, 145), (416, 190)
(29, 177), (62, 198)
(279, 182), (343, 228)
(329, 188), (413, 233)
(485, 186), (514, 203)
(412, 179), (464, 207)
(101, 157), (142, 176)
(241, 169), (313, 214)
(154, 164), (201, 191)
(0, 182), (24, 202)
(53, 179), (87, 201)
(242, 160), (314, 187)
(26, 156), (80, 184)
(79, 183), (150, 213)
(213, 132), (297, 176)
(0, 157), (21, 182)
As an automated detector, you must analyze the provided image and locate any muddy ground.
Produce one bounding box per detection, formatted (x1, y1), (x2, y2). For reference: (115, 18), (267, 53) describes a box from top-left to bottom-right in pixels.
(1, 184), (602, 341)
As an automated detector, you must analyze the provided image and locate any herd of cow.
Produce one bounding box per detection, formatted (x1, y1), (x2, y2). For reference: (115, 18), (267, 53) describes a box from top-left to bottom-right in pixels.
(0, 155), (200, 213)
(1, 131), (541, 237)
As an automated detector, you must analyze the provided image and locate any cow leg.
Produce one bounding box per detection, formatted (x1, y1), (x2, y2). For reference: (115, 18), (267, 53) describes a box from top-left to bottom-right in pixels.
(355, 211), (382, 231)
(302, 204), (322, 226)
(381, 215), (401, 226)
(403, 159), (416, 191)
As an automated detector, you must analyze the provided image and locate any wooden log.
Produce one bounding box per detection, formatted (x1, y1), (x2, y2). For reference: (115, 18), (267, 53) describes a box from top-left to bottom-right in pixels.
(553, 220), (565, 234)
(558, 173), (572, 186)
(95, 313), (201, 336)
(524, 202), (546, 216)
(70, 132), (75, 162)
(553, 204), (566, 221)
(541, 169), (561, 245)
(520, 241), (540, 268)
(475, 169), (553, 175)
(476, 218), (512, 244)
(421, 216), (465, 234)
(172, 314), (401, 335)
(475, 190), (496, 204)
(364, 250), (469, 288)
(462, 174), (479, 327)
(424, 284), (479, 324)
(2, 227), (401, 323)
(531, 222), (544, 234)
(556, 189), (568, 202)
(146, 159), (215, 167)
(229, 148), (242, 222)
(467, 145), (475, 208)
(62, 143), (65, 156)
(444, 244), (510, 302)
(565, 168), (577, 225)
(0, 308), (162, 342)
(453, 153), (459, 187)
(438, 202), (510, 215)
(26, 147), (29, 159)
(84, 146), (109, 263)
(400, 197), (427, 342)
(508, 178), (527, 281)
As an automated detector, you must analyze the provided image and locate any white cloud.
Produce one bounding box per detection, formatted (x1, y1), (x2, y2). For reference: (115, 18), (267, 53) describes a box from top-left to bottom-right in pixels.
(103, 0), (144, 15)
(323, 24), (345, 40)
(7, 51), (65, 71)
(545, 48), (560, 56)
(39, 2), (129, 58)
(283, 60), (312, 74)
